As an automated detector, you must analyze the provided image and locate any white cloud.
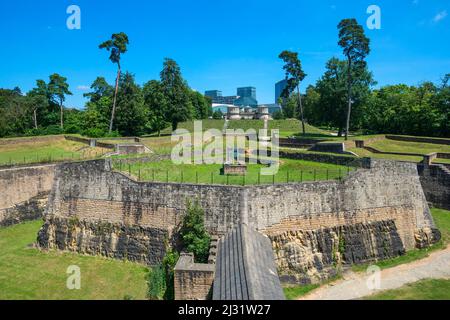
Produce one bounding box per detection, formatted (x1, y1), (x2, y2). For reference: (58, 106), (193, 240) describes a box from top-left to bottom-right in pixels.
(77, 85), (89, 91)
(412, 0), (419, 5)
(330, 5), (336, 10)
(433, 10), (448, 23)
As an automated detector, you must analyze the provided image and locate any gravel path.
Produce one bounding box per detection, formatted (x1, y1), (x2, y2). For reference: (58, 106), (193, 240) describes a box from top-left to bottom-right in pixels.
(299, 246), (450, 300)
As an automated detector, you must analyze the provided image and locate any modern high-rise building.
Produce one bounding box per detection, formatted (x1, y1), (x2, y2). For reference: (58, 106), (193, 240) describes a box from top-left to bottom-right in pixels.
(275, 79), (288, 104)
(234, 86), (258, 108)
(205, 90), (237, 105)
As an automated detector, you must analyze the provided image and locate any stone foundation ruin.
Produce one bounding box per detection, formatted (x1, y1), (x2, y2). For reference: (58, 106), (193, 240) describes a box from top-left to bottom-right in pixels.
(32, 157), (440, 285)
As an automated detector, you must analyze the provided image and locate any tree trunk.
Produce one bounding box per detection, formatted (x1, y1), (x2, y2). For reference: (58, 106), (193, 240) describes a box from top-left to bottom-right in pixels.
(33, 108), (38, 129)
(60, 99), (64, 129)
(345, 58), (352, 141)
(109, 62), (121, 133)
(297, 85), (306, 135)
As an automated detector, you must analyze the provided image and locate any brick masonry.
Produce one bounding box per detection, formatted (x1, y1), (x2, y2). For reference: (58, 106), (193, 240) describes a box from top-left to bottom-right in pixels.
(0, 164), (55, 226)
(418, 164), (450, 210)
(37, 158), (440, 282)
(174, 253), (215, 300)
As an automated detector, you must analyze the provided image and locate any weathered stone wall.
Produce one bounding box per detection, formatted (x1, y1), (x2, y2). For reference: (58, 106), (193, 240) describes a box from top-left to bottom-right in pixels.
(38, 160), (242, 264)
(174, 253), (215, 300)
(244, 159), (438, 283)
(0, 164), (55, 226)
(272, 220), (410, 284)
(418, 164), (450, 210)
(38, 158), (438, 274)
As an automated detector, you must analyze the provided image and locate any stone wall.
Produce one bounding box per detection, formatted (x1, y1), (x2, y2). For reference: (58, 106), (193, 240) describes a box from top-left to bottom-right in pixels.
(279, 150), (360, 166)
(0, 164), (56, 226)
(38, 158), (438, 276)
(418, 164), (450, 210)
(174, 253), (215, 300)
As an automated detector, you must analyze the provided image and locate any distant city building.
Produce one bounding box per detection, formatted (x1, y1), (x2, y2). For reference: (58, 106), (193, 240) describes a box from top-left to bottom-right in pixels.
(205, 90), (237, 105)
(275, 79), (288, 104)
(234, 87), (258, 108)
(206, 86), (280, 119)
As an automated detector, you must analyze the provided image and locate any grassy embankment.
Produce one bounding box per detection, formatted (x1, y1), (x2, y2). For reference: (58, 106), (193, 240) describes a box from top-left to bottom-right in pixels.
(0, 135), (109, 166)
(114, 158), (353, 185)
(0, 220), (149, 300)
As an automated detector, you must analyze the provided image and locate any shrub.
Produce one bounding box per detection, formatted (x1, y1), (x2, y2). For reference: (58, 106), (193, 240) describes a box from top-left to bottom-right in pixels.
(162, 249), (179, 300)
(147, 265), (166, 300)
(179, 200), (211, 263)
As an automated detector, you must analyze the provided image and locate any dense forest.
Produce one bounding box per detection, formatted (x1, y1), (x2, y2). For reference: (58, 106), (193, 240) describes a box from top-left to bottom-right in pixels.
(277, 67), (449, 138)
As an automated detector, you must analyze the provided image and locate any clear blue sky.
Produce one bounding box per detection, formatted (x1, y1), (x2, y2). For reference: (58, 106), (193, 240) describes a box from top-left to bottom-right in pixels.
(0, 0), (449, 109)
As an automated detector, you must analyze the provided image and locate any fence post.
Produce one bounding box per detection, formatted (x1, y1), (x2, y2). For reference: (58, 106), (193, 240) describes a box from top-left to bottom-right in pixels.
(166, 170), (169, 183)
(272, 174), (275, 185)
(314, 169), (316, 181)
(181, 171), (184, 183)
(152, 169), (155, 182)
(287, 171), (289, 183)
(339, 168), (342, 181)
(196, 171), (198, 184)
(347, 166), (350, 174)
(300, 170), (303, 183)
(211, 172), (214, 184)
(227, 174), (229, 185)
(326, 169), (329, 180)
(128, 164), (131, 176)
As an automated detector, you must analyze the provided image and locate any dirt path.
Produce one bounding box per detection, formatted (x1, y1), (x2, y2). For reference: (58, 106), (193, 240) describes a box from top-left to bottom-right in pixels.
(299, 246), (450, 300)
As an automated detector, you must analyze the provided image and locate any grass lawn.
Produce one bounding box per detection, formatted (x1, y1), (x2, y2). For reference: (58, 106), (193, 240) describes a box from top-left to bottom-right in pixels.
(0, 136), (109, 166)
(159, 119), (333, 138)
(0, 220), (149, 300)
(368, 139), (450, 155)
(365, 279), (450, 300)
(283, 284), (320, 300)
(348, 147), (424, 163)
(113, 158), (353, 185)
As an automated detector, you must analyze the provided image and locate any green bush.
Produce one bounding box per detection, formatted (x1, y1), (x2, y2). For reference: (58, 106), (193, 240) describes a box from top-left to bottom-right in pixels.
(147, 265), (166, 300)
(180, 200), (211, 263)
(162, 249), (179, 300)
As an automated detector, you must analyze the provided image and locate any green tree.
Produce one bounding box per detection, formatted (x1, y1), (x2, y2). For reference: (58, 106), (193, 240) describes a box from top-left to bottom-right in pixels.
(160, 58), (193, 131)
(212, 109), (223, 119)
(179, 200), (211, 263)
(48, 73), (72, 129)
(27, 80), (49, 129)
(114, 72), (146, 136)
(99, 32), (129, 133)
(337, 18), (370, 140)
(189, 90), (212, 119)
(143, 80), (169, 136)
(279, 50), (307, 135)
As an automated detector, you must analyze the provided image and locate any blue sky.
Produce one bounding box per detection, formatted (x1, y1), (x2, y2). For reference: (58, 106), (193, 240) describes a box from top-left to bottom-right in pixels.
(0, 0), (449, 109)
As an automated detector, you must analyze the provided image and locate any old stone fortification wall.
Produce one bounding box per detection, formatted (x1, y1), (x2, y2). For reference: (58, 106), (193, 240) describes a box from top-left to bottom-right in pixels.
(38, 158), (438, 272)
(0, 164), (56, 226)
(38, 160), (242, 264)
(244, 159), (438, 283)
(174, 253), (215, 300)
(418, 164), (450, 210)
